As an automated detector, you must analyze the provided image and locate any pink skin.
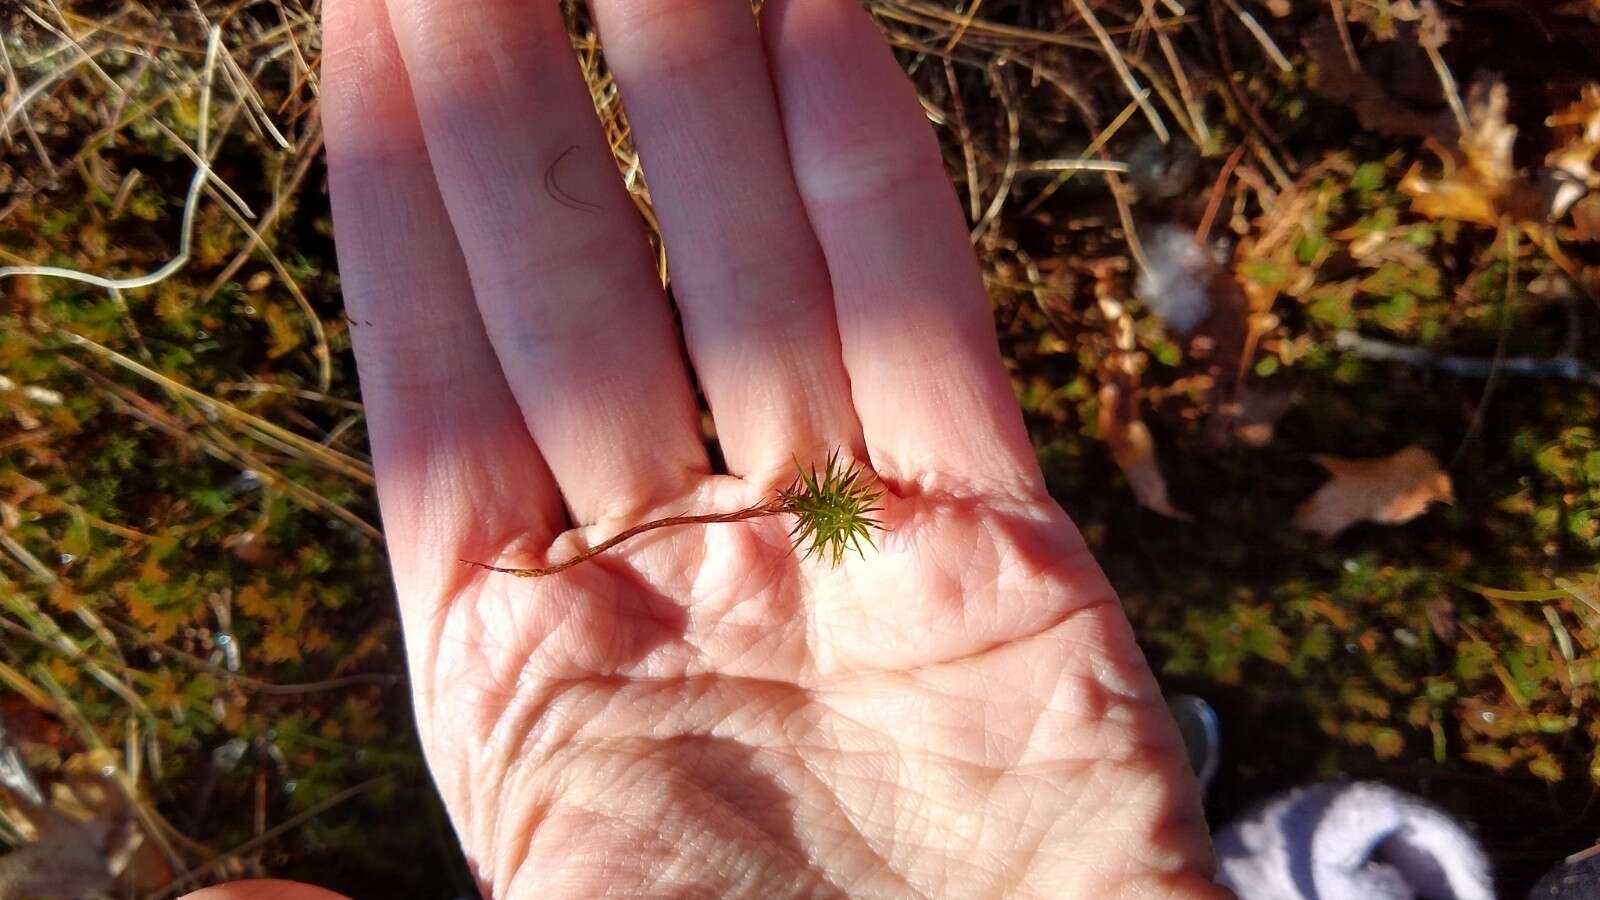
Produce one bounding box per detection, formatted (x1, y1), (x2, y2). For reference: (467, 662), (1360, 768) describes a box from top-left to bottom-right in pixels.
(187, 0), (1224, 896)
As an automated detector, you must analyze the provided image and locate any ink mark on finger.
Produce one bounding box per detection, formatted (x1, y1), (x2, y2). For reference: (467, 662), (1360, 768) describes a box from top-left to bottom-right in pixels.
(546, 145), (600, 214)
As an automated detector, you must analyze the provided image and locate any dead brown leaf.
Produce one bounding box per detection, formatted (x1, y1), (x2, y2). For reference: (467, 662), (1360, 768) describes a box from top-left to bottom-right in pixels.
(1217, 385), (1297, 447)
(1400, 81), (1526, 226)
(1098, 384), (1191, 521)
(1305, 17), (1455, 142)
(1571, 194), (1600, 240)
(1555, 573), (1600, 616)
(0, 738), (173, 898)
(1293, 446), (1453, 538)
(1547, 85), (1600, 220)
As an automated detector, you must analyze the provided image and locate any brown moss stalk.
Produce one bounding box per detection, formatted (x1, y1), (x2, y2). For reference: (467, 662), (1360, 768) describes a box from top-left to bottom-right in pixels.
(463, 453), (884, 578)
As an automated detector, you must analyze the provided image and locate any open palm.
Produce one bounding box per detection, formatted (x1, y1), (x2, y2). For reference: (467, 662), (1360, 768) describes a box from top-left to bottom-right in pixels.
(319, 0), (1219, 896)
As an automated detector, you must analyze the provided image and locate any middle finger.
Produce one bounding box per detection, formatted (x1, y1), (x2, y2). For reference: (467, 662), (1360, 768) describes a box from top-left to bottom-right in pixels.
(590, 0), (864, 480)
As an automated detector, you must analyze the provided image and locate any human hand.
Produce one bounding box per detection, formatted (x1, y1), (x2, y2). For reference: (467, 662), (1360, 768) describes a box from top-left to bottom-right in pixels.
(317, 0), (1220, 895)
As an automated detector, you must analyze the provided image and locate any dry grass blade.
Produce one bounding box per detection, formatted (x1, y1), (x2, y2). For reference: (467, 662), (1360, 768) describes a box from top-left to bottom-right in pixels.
(53, 356), (382, 541)
(1019, 94), (1145, 216)
(970, 63), (1020, 241)
(200, 126), (323, 301)
(0, 26), (223, 291)
(0, 532), (56, 582)
(49, 328), (374, 485)
(215, 382), (366, 412)
(942, 0), (987, 50)
(203, 132), (334, 392)
(1418, 0), (1469, 134)
(0, 28), (59, 178)
(217, 43), (291, 150)
(14, 7), (258, 222)
(943, 57), (983, 222)
(1067, 0), (1170, 142)
(4, 589), (144, 714)
(1018, 159), (1132, 173)
(0, 658), (54, 711)
(1145, 0), (1211, 145)
(1327, 0), (1360, 71)
(1221, 0), (1292, 72)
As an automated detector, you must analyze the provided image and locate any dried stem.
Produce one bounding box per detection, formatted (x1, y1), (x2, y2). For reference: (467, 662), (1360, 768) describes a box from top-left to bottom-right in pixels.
(463, 499), (789, 579)
(465, 453), (885, 578)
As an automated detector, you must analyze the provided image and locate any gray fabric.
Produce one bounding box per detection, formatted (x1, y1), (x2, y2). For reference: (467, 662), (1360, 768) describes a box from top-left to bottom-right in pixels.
(1214, 781), (1494, 900)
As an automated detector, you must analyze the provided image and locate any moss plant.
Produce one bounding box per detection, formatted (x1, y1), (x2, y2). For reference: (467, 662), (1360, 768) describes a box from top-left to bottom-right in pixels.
(463, 452), (885, 578)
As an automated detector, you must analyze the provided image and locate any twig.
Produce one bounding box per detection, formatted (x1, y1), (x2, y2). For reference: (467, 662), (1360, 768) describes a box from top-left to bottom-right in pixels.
(1450, 227), (1519, 467)
(149, 776), (389, 900)
(1333, 333), (1600, 389)
(97, 617), (401, 696)
(1196, 143), (1249, 242)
